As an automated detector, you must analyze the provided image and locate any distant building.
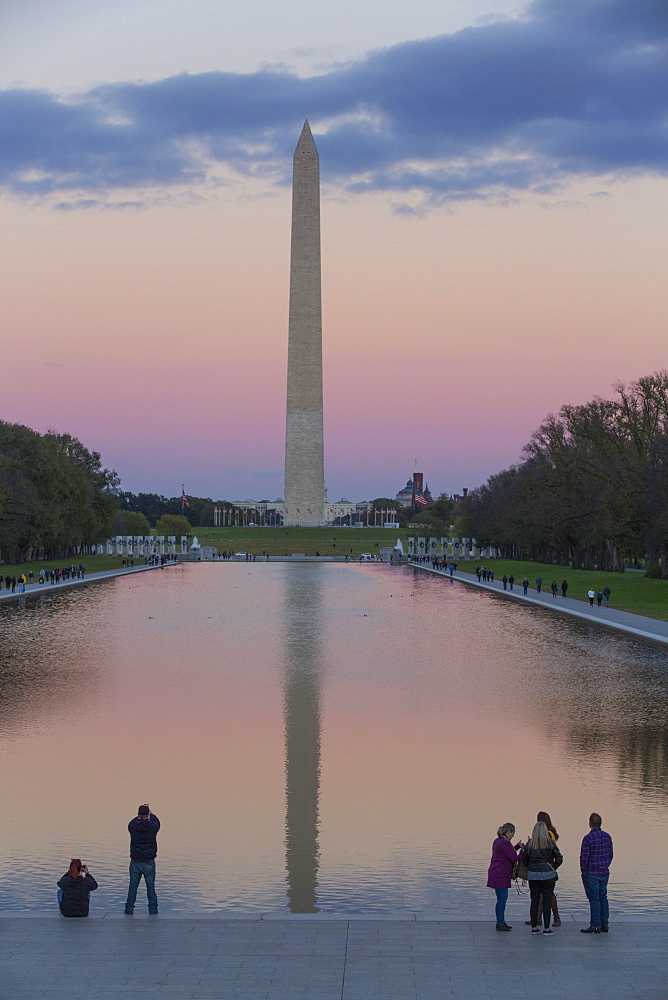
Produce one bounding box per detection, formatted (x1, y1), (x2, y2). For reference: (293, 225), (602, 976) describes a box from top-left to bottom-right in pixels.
(395, 474), (434, 507)
(452, 488), (469, 509)
(395, 480), (416, 507)
(230, 497), (370, 526)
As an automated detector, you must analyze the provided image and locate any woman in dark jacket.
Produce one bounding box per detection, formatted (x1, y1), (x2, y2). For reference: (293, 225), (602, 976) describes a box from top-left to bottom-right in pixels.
(57, 859), (98, 917)
(487, 823), (525, 931)
(522, 822), (563, 934)
(524, 811), (562, 926)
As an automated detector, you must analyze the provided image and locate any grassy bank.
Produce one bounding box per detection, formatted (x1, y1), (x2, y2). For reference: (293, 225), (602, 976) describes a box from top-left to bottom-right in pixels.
(187, 526), (408, 558)
(455, 558), (668, 621)
(0, 555), (130, 580)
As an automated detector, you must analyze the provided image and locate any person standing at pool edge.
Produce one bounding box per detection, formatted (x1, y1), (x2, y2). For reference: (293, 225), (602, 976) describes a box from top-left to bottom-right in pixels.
(487, 823), (525, 931)
(523, 821), (563, 934)
(581, 812), (613, 933)
(125, 804), (160, 915)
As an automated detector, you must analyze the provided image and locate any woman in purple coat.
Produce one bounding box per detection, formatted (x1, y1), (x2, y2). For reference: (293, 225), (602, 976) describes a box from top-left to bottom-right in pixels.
(487, 823), (525, 931)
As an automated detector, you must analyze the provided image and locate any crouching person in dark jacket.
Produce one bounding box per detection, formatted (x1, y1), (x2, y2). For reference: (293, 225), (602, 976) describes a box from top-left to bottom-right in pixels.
(125, 804), (160, 915)
(57, 859), (98, 916)
(523, 822), (563, 934)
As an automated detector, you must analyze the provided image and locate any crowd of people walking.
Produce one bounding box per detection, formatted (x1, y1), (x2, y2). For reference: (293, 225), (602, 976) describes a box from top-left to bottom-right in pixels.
(409, 559), (614, 609)
(0, 564), (88, 592)
(487, 811), (613, 934)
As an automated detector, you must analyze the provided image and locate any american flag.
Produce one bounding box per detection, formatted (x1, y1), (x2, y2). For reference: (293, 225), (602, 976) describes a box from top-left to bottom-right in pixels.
(181, 486), (190, 508)
(414, 490), (428, 505)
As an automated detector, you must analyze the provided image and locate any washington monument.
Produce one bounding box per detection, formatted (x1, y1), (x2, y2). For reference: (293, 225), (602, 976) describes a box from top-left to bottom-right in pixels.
(284, 120), (325, 527)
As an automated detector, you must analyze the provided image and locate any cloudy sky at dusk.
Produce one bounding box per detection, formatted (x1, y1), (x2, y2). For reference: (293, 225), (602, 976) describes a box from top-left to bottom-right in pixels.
(1, 0), (666, 502)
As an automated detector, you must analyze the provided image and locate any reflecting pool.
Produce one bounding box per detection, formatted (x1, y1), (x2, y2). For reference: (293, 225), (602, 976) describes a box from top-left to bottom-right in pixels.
(1, 562), (667, 915)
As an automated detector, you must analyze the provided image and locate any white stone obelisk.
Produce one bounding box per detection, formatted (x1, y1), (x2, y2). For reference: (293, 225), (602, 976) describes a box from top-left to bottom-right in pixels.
(284, 120), (325, 527)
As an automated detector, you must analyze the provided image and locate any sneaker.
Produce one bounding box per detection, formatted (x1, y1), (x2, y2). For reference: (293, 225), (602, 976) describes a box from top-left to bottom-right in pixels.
(581, 927), (601, 934)
(543, 928), (554, 935)
(496, 923), (511, 932)
(531, 927), (541, 934)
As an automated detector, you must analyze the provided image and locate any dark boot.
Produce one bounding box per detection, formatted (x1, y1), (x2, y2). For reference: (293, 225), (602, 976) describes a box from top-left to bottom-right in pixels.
(551, 895), (561, 927)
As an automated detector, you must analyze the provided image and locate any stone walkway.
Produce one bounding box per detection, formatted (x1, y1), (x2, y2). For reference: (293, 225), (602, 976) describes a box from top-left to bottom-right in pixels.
(412, 563), (668, 646)
(0, 562), (168, 604)
(1, 916), (666, 1000)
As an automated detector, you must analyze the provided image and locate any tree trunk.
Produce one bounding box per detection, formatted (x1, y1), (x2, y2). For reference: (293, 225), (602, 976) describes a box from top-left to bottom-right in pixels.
(661, 547), (668, 579)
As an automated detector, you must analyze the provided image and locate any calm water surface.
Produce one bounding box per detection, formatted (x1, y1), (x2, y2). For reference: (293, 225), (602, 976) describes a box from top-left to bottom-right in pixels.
(1, 562), (667, 915)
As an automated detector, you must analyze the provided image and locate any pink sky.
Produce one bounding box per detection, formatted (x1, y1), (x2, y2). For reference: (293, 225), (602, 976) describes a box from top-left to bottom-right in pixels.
(2, 173), (665, 501)
(1, 0), (666, 502)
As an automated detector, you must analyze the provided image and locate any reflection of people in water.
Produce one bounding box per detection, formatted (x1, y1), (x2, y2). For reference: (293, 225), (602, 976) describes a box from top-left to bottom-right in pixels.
(57, 859), (98, 917)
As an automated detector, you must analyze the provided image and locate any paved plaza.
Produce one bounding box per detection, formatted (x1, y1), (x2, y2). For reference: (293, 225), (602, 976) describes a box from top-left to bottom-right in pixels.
(1, 915), (667, 1000)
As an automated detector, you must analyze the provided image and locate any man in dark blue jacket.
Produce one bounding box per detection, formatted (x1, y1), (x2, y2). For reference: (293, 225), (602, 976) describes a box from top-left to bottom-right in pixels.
(124, 804), (160, 914)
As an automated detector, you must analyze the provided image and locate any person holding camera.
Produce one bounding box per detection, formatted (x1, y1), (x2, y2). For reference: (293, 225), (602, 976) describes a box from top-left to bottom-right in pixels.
(57, 859), (98, 917)
(522, 821), (563, 934)
(125, 803), (160, 915)
(487, 823), (525, 931)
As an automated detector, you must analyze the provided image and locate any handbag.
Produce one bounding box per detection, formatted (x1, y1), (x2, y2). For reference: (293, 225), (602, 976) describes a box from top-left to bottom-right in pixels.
(513, 851), (529, 893)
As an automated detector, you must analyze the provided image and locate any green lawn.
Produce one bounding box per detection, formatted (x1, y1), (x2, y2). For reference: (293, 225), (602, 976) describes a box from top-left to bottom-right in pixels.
(4, 543), (664, 623)
(186, 526), (409, 558)
(455, 558), (668, 621)
(0, 555), (131, 580)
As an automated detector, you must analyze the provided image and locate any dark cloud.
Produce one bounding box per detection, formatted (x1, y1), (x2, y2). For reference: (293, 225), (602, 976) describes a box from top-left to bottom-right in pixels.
(1, 0), (666, 209)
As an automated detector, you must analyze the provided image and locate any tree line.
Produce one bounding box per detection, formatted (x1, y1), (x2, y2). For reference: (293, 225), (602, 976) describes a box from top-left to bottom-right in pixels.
(458, 372), (668, 576)
(0, 421), (119, 563)
(119, 492), (237, 529)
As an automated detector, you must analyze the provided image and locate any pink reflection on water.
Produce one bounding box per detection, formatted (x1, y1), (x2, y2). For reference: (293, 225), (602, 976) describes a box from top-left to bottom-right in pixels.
(0, 562), (667, 914)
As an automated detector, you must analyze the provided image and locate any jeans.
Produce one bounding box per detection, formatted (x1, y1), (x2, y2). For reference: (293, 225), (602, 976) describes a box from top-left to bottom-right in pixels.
(582, 872), (609, 928)
(494, 888), (508, 924)
(126, 860), (158, 912)
(529, 878), (556, 928)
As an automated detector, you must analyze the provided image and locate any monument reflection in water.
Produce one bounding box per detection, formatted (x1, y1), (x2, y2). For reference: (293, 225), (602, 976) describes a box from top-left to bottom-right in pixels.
(3, 562), (668, 915)
(283, 570), (322, 912)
